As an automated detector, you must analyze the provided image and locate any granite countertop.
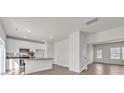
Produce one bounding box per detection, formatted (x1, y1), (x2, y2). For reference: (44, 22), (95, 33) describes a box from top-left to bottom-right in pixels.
(26, 58), (54, 60)
(7, 56), (35, 59)
(7, 56), (53, 60)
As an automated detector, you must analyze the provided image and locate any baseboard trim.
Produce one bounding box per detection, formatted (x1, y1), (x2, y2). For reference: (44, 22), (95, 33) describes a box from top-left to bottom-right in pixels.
(53, 63), (69, 68)
(94, 62), (124, 66)
(69, 68), (80, 73)
(80, 65), (88, 73)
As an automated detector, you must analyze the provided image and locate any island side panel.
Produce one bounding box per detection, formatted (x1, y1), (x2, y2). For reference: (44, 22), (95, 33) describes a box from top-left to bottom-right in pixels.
(25, 60), (52, 74)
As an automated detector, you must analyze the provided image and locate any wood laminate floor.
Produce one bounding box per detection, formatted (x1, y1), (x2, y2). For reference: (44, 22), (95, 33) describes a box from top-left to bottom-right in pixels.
(6, 68), (25, 75)
(81, 63), (124, 75)
(6, 63), (124, 75)
(28, 64), (78, 75)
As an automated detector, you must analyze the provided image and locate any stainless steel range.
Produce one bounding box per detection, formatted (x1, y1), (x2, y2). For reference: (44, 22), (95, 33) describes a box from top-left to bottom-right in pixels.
(19, 48), (29, 67)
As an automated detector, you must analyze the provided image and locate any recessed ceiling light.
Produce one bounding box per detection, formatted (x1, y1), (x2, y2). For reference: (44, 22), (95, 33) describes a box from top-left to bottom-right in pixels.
(42, 40), (46, 42)
(16, 28), (18, 31)
(27, 30), (31, 33)
(49, 36), (53, 39)
(41, 40), (45, 42)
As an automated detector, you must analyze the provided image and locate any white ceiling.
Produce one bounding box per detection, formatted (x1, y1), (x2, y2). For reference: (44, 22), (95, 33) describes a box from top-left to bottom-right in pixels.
(81, 17), (124, 33)
(1, 17), (124, 43)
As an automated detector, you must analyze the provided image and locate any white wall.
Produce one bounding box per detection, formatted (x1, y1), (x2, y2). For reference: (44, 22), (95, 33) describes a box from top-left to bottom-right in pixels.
(54, 38), (69, 67)
(46, 42), (54, 63)
(80, 32), (87, 71)
(47, 42), (54, 58)
(0, 22), (6, 42)
(86, 44), (94, 64)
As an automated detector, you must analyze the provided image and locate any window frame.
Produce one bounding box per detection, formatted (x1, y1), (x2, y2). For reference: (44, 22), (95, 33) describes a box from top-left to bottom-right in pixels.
(122, 47), (124, 60)
(96, 49), (103, 59)
(111, 47), (121, 59)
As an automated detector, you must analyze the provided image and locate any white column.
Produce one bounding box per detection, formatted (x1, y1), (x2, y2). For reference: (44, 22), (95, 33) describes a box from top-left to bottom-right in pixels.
(69, 32), (80, 72)
(69, 31), (89, 73)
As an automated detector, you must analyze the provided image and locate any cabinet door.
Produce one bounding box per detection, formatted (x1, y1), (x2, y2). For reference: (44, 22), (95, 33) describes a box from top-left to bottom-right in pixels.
(13, 59), (20, 70)
(8, 59), (20, 70)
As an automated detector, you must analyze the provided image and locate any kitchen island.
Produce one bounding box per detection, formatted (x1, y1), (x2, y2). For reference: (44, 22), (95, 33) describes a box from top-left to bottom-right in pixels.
(24, 58), (53, 74)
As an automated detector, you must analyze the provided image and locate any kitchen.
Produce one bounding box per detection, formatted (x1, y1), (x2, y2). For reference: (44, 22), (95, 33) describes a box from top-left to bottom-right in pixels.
(6, 37), (54, 75)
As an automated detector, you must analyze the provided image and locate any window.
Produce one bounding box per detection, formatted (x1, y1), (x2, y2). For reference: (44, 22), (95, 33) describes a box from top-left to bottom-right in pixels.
(97, 50), (102, 59)
(111, 47), (120, 59)
(122, 47), (124, 59)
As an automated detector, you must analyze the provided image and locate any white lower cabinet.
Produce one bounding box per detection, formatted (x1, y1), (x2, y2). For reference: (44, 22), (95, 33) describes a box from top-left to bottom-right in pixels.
(6, 59), (20, 70)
